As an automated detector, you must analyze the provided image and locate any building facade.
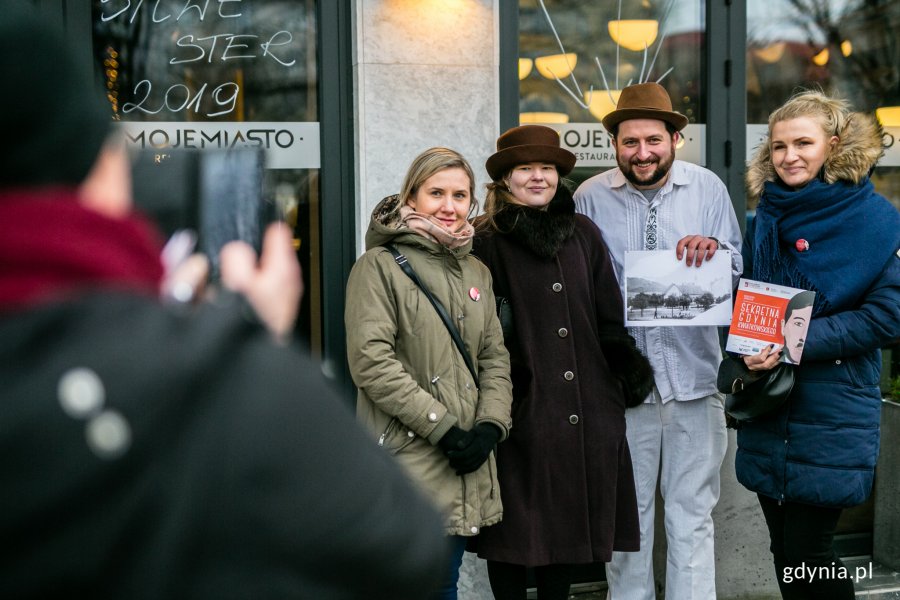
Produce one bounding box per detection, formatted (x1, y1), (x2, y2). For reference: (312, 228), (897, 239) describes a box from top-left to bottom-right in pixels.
(36, 0), (900, 596)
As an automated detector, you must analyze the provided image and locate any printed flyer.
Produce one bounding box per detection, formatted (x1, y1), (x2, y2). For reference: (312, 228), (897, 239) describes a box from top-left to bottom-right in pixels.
(726, 278), (815, 364)
(623, 250), (733, 327)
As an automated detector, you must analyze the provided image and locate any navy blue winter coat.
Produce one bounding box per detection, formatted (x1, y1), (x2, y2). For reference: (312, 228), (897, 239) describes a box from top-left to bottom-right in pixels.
(735, 113), (900, 508)
(735, 248), (900, 507)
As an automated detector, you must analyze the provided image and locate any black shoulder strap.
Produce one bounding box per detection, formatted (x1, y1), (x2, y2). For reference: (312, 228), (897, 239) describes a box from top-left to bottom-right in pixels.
(384, 244), (479, 388)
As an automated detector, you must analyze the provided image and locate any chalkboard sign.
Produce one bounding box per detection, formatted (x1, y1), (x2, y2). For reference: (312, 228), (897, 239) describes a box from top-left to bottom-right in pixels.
(91, 0), (319, 168)
(94, 1), (320, 344)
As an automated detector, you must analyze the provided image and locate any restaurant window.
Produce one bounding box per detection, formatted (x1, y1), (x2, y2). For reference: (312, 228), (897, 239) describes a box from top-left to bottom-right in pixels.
(746, 0), (900, 214)
(90, 0), (324, 353)
(517, 0), (707, 187)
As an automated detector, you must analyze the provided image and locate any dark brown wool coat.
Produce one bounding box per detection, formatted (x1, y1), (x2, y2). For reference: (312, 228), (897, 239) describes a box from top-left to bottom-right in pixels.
(471, 187), (641, 567)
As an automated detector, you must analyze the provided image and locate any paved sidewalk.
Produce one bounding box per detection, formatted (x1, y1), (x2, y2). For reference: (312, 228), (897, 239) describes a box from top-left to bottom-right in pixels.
(462, 553), (900, 598)
(526, 557), (900, 599)
(846, 556), (900, 598)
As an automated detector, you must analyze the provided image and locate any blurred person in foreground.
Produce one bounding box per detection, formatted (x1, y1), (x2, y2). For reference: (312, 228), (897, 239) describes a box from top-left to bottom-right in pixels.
(737, 89), (900, 599)
(0, 7), (447, 599)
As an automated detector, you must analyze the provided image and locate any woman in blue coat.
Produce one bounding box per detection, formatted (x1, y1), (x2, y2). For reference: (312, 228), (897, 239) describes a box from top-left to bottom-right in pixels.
(737, 90), (900, 599)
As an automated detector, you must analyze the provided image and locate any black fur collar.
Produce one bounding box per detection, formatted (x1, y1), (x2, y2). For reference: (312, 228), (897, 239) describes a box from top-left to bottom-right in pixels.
(492, 185), (576, 259)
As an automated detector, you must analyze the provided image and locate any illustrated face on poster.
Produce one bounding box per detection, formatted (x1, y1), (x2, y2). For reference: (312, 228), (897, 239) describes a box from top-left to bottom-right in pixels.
(779, 291), (815, 364)
(726, 280), (815, 363)
(781, 305), (811, 364)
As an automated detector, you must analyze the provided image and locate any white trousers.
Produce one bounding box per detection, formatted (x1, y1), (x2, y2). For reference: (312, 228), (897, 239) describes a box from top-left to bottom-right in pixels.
(606, 392), (727, 600)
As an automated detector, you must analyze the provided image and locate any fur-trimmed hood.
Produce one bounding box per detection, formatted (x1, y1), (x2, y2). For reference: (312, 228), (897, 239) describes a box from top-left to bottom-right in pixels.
(746, 112), (884, 197)
(363, 193), (474, 254)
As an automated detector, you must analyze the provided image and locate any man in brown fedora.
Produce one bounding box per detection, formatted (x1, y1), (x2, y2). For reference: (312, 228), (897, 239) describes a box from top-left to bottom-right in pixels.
(574, 82), (743, 600)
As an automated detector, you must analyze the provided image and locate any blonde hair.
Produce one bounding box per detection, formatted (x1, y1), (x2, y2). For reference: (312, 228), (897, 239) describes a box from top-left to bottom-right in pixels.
(397, 147), (478, 215)
(768, 89), (850, 141)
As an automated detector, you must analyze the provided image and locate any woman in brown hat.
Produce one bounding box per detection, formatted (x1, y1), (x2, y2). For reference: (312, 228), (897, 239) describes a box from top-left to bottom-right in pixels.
(471, 125), (653, 599)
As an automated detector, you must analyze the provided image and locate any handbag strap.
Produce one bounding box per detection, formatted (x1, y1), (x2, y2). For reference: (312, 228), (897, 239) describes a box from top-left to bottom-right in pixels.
(384, 244), (479, 388)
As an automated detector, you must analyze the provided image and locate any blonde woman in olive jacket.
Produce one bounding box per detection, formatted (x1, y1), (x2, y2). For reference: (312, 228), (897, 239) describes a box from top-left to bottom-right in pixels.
(345, 147), (513, 600)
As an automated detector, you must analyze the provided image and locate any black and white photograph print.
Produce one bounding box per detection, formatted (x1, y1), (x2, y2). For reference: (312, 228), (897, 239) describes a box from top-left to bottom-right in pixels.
(624, 250), (733, 327)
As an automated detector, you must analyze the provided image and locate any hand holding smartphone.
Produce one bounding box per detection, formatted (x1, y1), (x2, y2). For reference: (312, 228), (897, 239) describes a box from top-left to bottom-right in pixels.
(131, 146), (271, 278)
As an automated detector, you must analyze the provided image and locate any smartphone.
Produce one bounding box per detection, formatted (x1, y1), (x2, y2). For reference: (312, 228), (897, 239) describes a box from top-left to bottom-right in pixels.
(131, 146), (270, 276)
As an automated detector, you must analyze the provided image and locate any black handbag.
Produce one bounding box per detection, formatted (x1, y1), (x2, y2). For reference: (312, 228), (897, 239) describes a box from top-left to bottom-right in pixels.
(495, 296), (515, 342)
(716, 355), (795, 421)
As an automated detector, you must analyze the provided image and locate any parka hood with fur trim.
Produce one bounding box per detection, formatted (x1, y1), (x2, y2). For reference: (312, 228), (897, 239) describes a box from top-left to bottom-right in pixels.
(364, 194), (410, 250)
(746, 111), (884, 197)
(363, 193), (474, 255)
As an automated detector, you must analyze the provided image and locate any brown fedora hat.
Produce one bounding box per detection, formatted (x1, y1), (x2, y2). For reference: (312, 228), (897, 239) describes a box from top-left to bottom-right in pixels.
(601, 82), (689, 132)
(485, 125), (577, 181)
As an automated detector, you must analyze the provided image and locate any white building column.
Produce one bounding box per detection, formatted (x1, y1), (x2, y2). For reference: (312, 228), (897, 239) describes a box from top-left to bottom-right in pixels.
(352, 0), (501, 252)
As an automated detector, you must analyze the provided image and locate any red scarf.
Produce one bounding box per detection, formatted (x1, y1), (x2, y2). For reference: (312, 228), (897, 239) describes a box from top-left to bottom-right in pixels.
(0, 188), (164, 311)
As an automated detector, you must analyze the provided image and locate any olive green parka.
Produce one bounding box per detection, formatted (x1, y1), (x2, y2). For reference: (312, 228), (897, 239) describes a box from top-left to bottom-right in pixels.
(345, 195), (513, 536)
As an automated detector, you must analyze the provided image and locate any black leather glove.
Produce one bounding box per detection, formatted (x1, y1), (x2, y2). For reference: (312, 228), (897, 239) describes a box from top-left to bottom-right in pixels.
(437, 425), (474, 456)
(447, 423), (501, 475)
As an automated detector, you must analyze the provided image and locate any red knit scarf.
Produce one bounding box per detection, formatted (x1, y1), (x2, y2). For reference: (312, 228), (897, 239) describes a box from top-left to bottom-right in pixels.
(0, 188), (164, 311)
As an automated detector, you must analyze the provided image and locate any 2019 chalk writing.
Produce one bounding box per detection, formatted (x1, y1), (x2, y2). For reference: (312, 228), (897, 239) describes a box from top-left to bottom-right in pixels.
(123, 81), (239, 117)
(99, 0), (295, 118)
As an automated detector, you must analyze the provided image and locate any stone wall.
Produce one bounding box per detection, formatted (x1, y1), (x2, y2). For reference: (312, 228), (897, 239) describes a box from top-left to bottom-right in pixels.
(352, 0), (499, 256)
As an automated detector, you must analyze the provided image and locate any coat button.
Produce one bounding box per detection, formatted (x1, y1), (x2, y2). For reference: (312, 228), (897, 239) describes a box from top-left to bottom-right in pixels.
(558, 327), (568, 338)
(471, 526), (479, 534)
(552, 283), (563, 292)
(86, 410), (132, 459)
(58, 367), (105, 418)
(563, 370), (574, 381)
(569, 415), (579, 425)
(835, 359), (842, 365)
(407, 430), (415, 438)
(428, 412), (438, 422)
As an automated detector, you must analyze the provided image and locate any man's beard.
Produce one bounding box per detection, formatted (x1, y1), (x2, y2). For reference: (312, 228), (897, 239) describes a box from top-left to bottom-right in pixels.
(619, 152), (674, 188)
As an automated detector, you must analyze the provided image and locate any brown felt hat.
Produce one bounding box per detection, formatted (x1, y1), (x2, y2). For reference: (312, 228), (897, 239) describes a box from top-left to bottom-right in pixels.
(485, 125), (576, 181)
(601, 82), (689, 133)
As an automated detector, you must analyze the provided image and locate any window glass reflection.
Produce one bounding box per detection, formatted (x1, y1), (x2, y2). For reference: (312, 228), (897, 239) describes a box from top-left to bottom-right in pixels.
(746, 0), (900, 211)
(747, 1), (899, 123)
(91, 0), (322, 351)
(519, 0), (703, 124)
(518, 0), (704, 182)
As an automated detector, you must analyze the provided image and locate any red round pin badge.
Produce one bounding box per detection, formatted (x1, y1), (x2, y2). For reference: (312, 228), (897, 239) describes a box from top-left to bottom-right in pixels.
(468, 287), (481, 301)
(795, 239), (810, 252)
